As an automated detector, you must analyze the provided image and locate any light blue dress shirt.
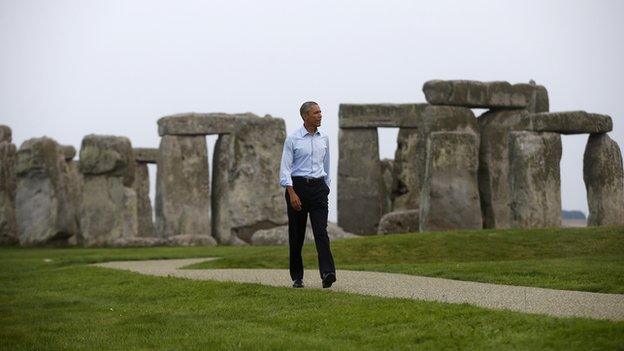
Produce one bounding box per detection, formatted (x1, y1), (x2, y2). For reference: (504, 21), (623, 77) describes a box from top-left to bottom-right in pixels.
(279, 126), (331, 187)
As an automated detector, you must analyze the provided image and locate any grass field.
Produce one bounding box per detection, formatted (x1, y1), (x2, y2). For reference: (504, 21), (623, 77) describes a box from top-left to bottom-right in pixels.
(1, 226), (623, 350)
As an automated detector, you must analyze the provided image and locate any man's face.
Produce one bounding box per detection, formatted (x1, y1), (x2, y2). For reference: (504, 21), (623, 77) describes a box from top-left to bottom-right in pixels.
(304, 104), (322, 128)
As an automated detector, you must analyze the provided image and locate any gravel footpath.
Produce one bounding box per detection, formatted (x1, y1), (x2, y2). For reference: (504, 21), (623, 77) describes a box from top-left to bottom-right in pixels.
(93, 258), (624, 321)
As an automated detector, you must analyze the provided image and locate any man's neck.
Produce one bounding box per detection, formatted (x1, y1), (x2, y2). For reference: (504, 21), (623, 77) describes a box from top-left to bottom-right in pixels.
(303, 123), (317, 134)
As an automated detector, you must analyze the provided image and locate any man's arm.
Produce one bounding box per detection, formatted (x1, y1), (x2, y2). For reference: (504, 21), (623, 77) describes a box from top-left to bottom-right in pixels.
(323, 135), (331, 188)
(279, 136), (294, 188)
(279, 136), (302, 211)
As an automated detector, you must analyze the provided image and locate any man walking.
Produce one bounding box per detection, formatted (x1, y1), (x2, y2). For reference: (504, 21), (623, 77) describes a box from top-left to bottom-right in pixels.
(279, 101), (336, 288)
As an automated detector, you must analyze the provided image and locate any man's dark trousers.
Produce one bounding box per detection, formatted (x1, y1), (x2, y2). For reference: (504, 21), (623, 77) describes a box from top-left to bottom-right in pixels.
(286, 177), (336, 281)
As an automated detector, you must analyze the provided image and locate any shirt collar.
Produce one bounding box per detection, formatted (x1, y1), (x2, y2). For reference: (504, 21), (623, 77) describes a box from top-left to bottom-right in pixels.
(299, 126), (321, 137)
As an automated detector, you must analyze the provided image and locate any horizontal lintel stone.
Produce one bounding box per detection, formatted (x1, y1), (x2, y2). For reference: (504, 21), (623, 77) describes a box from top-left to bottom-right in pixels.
(133, 148), (159, 163)
(520, 111), (612, 134)
(423, 80), (540, 109)
(158, 113), (253, 136)
(338, 104), (428, 128)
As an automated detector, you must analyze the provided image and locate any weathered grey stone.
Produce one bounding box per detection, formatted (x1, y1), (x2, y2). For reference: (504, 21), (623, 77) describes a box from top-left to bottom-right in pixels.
(583, 133), (624, 226)
(158, 112), (258, 136)
(15, 137), (78, 245)
(527, 83), (550, 113)
(133, 162), (155, 237)
(133, 148), (158, 163)
(167, 234), (217, 246)
(423, 80), (543, 109)
(211, 134), (246, 245)
(338, 128), (382, 235)
(0, 140), (17, 245)
(393, 106), (477, 210)
(155, 135), (211, 237)
(339, 104), (427, 128)
(250, 222), (356, 245)
(219, 116), (288, 242)
(78, 134), (135, 187)
(392, 128), (419, 210)
(62, 145), (76, 160)
(0, 125), (11, 143)
(377, 209), (420, 235)
(508, 132), (562, 228)
(109, 236), (167, 247)
(520, 111), (612, 134)
(64, 158), (82, 244)
(79, 176), (138, 246)
(380, 159), (395, 215)
(420, 132), (482, 232)
(478, 109), (530, 229)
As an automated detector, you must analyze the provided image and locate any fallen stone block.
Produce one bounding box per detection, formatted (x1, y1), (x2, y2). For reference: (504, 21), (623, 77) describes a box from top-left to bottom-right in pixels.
(167, 234), (217, 247)
(377, 209), (420, 235)
(250, 222), (356, 245)
(109, 236), (167, 247)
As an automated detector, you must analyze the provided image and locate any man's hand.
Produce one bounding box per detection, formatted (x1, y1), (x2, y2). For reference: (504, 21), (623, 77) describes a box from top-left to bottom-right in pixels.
(287, 186), (302, 211)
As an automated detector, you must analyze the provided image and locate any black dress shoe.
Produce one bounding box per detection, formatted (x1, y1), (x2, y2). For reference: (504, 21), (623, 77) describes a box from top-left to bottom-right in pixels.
(292, 279), (304, 288)
(322, 272), (336, 288)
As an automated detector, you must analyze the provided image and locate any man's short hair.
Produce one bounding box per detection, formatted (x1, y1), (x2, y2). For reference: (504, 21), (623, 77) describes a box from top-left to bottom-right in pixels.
(299, 101), (318, 118)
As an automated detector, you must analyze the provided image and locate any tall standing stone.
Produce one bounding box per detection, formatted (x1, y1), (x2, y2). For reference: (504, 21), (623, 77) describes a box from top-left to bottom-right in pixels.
(338, 128), (382, 235)
(155, 135), (210, 237)
(132, 148), (158, 238)
(392, 128), (419, 210)
(15, 137), (78, 245)
(0, 125), (17, 245)
(420, 132), (482, 232)
(211, 133), (235, 244)
(380, 158), (395, 215)
(478, 110), (528, 229)
(213, 116), (287, 242)
(61, 145), (81, 243)
(133, 162), (155, 237)
(393, 106), (477, 211)
(508, 132), (562, 228)
(478, 109), (558, 229)
(583, 133), (624, 226)
(79, 135), (138, 246)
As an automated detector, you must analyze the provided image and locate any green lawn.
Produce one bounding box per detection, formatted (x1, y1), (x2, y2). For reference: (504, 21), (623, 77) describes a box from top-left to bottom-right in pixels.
(189, 226), (624, 294)
(1, 226), (623, 350)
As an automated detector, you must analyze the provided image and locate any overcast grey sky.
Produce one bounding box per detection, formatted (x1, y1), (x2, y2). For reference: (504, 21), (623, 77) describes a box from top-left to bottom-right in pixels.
(1, 0), (623, 222)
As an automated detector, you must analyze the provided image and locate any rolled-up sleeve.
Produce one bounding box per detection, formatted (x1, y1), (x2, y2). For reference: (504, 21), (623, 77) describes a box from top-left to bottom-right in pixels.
(279, 136), (294, 187)
(323, 136), (331, 187)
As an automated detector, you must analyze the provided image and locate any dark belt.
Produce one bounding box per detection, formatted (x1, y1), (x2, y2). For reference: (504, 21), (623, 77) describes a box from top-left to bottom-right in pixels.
(292, 176), (324, 184)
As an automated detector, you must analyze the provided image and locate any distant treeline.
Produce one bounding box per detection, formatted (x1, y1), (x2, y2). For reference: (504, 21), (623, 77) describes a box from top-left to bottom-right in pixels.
(562, 210), (586, 220)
